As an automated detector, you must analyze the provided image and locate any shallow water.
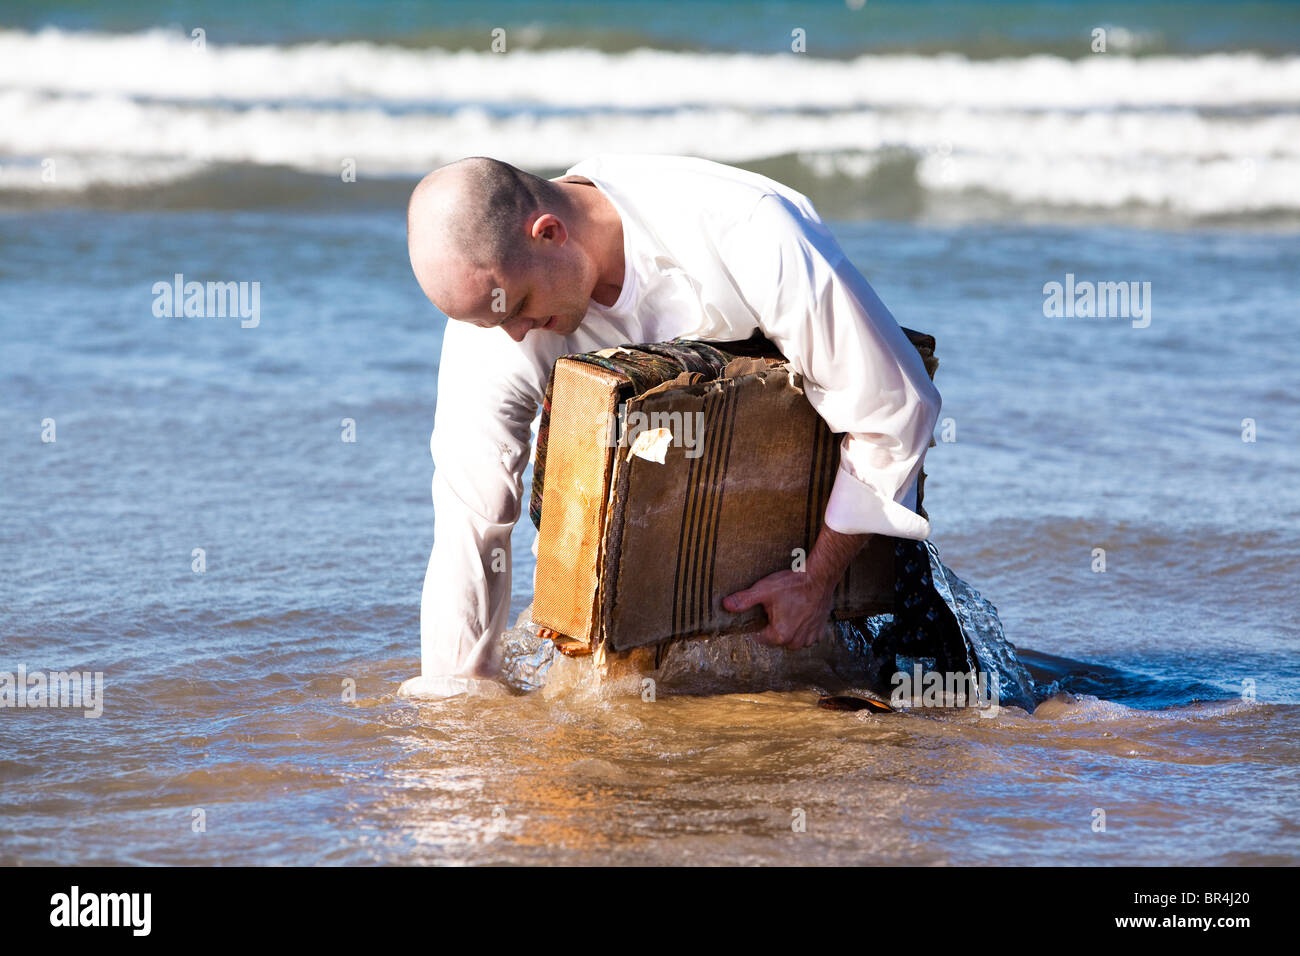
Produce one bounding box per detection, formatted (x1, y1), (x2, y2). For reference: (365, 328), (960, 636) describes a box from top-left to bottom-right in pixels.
(4, 205), (1297, 865)
(3, 0), (1300, 866)
(4, 655), (1297, 866)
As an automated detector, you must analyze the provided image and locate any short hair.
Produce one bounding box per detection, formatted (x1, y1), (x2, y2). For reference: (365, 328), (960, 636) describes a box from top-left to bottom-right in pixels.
(425, 156), (573, 274)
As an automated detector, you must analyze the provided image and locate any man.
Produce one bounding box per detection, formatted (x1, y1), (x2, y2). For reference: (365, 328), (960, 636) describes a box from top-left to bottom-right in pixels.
(401, 154), (948, 698)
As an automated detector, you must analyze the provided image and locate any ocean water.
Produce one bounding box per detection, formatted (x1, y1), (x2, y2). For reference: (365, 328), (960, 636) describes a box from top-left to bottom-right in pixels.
(2, 0), (1299, 866)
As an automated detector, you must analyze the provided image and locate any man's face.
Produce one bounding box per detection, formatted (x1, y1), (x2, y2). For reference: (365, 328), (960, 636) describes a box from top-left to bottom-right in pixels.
(407, 166), (601, 341)
(462, 254), (591, 343)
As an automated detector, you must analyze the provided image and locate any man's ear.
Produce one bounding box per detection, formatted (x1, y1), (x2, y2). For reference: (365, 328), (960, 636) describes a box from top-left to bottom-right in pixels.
(531, 213), (567, 245)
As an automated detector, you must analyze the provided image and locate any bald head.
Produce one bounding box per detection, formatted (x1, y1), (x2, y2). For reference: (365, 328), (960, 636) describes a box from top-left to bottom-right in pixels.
(407, 157), (576, 316)
(407, 156), (626, 342)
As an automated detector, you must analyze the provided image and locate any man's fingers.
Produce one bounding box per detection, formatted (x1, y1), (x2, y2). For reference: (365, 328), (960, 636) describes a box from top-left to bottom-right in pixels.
(723, 583), (767, 613)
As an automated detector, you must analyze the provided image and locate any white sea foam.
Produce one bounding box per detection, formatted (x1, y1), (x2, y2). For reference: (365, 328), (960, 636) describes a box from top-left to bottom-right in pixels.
(0, 152), (205, 191)
(3, 28), (1299, 109)
(2, 28), (1298, 216)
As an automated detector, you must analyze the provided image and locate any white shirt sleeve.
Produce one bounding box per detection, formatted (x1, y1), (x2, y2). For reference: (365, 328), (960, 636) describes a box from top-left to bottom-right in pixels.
(731, 192), (941, 540)
(407, 320), (539, 695)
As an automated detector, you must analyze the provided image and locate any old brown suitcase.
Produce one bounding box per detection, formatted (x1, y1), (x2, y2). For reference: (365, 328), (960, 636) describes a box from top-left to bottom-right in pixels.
(532, 331), (937, 652)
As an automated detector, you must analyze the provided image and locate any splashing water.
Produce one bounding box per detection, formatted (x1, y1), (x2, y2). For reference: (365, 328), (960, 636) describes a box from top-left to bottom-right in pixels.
(924, 540), (1038, 712)
(500, 541), (1039, 712)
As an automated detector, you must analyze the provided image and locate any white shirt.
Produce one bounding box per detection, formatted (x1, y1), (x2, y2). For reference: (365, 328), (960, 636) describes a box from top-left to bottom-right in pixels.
(402, 154), (941, 697)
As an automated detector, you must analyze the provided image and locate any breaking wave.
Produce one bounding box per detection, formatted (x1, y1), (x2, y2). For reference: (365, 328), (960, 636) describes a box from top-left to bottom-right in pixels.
(2, 28), (1298, 219)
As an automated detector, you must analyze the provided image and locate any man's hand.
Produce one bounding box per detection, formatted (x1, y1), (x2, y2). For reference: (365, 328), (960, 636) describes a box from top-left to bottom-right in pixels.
(723, 568), (835, 648)
(722, 525), (871, 649)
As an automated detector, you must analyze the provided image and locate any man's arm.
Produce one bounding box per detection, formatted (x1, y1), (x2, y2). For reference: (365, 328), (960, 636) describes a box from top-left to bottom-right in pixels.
(399, 320), (538, 696)
(722, 192), (941, 647)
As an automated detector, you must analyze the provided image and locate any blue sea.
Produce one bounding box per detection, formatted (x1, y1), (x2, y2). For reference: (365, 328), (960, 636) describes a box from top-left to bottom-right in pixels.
(2, 0), (1299, 866)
